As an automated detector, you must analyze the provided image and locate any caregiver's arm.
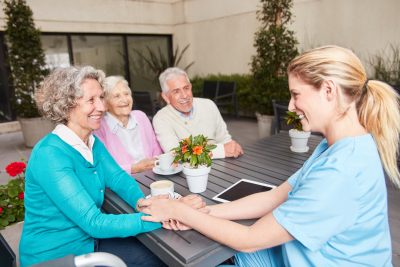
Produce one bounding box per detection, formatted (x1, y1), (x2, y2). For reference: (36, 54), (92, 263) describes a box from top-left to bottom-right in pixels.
(142, 197), (293, 253)
(206, 181), (292, 220)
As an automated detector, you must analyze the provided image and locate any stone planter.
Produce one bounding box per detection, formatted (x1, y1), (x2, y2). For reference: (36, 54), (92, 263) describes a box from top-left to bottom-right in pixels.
(182, 165), (211, 193)
(255, 112), (275, 139)
(1, 221), (24, 267)
(18, 117), (55, 148)
(289, 129), (311, 153)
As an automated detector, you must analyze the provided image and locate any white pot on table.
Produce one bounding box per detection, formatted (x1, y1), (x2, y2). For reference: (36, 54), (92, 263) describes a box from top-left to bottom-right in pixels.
(289, 129), (311, 153)
(182, 164), (211, 193)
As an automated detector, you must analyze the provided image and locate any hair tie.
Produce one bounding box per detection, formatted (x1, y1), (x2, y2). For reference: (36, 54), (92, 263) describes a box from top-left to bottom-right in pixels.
(362, 79), (369, 94)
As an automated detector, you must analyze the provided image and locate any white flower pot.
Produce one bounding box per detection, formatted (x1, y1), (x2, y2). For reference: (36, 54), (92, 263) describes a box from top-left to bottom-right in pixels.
(182, 165), (211, 193)
(255, 112), (275, 138)
(289, 129), (311, 153)
(18, 117), (55, 148)
(0, 221), (24, 267)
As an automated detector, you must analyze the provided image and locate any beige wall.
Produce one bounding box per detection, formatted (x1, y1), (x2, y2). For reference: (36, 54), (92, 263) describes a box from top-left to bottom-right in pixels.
(0, 0), (398, 77)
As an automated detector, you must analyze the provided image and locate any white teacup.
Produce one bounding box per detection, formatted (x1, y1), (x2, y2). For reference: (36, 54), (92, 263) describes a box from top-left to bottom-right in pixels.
(154, 153), (175, 172)
(150, 180), (174, 198)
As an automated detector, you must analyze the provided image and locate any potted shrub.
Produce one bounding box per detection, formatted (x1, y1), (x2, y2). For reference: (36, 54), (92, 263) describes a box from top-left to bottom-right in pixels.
(171, 135), (217, 193)
(250, 0), (299, 138)
(0, 160), (26, 267)
(284, 111), (310, 153)
(4, 0), (53, 148)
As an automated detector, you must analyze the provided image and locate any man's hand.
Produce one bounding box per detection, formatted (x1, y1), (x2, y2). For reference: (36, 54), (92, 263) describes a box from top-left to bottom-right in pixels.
(224, 140), (243, 158)
(177, 195), (206, 210)
(131, 157), (158, 173)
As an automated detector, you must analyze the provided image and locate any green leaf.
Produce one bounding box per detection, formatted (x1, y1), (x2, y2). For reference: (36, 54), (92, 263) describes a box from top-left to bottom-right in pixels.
(0, 201), (7, 206)
(184, 152), (190, 161)
(17, 212), (24, 221)
(0, 218), (9, 227)
(8, 187), (19, 198)
(5, 214), (15, 222)
(9, 198), (19, 205)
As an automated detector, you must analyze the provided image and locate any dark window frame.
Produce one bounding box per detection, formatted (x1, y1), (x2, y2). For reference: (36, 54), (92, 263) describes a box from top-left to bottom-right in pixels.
(0, 32), (173, 122)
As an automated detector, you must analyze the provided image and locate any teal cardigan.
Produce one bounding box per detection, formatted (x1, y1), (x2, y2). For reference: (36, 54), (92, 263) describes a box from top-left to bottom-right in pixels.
(19, 134), (161, 267)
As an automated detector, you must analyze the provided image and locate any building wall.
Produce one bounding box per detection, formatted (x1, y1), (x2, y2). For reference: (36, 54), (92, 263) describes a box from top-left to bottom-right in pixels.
(0, 0), (398, 77)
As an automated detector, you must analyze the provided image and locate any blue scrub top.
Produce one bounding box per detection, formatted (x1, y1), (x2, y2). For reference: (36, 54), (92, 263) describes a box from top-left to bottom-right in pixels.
(273, 134), (392, 266)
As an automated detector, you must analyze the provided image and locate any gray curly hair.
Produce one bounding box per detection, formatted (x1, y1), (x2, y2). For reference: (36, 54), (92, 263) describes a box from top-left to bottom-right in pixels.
(34, 66), (106, 125)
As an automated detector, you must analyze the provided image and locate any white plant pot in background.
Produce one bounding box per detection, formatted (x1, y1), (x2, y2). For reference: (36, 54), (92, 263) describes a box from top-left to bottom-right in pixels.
(0, 221), (24, 267)
(289, 129), (311, 153)
(255, 112), (275, 139)
(18, 117), (55, 148)
(182, 165), (211, 193)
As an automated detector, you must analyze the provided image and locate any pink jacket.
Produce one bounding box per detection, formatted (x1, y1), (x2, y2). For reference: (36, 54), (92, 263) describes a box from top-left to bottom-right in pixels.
(93, 110), (163, 174)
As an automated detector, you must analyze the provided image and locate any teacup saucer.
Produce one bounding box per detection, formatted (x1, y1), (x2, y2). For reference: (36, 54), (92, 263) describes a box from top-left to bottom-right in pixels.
(153, 164), (182, 175)
(145, 192), (182, 199)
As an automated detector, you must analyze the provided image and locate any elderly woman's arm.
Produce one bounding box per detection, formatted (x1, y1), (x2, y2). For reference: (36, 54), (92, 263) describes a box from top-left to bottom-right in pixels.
(32, 142), (161, 238)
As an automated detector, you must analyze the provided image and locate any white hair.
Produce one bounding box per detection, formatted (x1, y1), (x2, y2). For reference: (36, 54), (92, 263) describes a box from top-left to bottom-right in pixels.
(159, 67), (190, 95)
(103, 75), (131, 101)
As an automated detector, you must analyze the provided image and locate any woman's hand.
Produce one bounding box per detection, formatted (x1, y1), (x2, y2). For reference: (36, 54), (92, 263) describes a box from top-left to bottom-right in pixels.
(162, 208), (210, 231)
(177, 195), (206, 210)
(131, 157), (158, 173)
(141, 198), (178, 222)
(136, 195), (169, 213)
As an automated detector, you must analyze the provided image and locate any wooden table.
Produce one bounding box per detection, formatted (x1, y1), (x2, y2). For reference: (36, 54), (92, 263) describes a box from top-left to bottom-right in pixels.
(102, 132), (322, 267)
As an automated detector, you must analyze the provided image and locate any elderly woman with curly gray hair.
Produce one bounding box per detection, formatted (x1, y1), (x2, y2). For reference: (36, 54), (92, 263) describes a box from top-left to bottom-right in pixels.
(19, 66), (205, 267)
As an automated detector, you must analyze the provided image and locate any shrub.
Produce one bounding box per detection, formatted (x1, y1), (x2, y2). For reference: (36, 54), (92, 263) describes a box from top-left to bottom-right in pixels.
(4, 0), (49, 118)
(250, 0), (299, 115)
(369, 44), (400, 86)
(190, 73), (254, 112)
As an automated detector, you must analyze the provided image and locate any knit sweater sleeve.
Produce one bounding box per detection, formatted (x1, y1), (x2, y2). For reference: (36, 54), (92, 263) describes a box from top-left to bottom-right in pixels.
(153, 110), (181, 154)
(210, 101), (232, 159)
(31, 142), (161, 239)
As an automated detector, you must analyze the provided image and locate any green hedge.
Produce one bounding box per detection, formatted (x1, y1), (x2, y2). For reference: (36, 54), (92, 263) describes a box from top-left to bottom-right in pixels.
(190, 74), (255, 113)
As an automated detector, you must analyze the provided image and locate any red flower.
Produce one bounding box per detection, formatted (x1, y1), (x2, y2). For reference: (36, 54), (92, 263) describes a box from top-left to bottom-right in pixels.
(6, 162), (26, 177)
(0, 206), (2, 213)
(19, 191), (24, 200)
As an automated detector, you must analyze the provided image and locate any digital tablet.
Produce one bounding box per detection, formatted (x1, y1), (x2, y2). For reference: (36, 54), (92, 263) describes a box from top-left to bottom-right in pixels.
(212, 179), (276, 203)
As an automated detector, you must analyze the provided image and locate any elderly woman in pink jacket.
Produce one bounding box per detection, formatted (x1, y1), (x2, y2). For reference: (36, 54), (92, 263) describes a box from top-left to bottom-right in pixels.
(93, 76), (163, 174)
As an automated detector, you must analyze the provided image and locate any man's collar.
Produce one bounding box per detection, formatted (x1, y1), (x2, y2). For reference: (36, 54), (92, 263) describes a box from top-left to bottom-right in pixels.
(172, 102), (195, 120)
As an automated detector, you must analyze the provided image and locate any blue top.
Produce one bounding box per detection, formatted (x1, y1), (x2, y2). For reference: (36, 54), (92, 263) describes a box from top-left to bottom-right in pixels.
(273, 134), (392, 266)
(19, 134), (161, 267)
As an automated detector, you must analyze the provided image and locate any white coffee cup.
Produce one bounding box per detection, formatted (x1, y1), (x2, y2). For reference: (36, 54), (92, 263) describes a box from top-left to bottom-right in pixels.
(154, 153), (175, 172)
(150, 180), (174, 198)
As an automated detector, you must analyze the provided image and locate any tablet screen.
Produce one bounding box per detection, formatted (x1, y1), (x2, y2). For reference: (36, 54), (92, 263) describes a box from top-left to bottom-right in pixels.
(212, 179), (276, 203)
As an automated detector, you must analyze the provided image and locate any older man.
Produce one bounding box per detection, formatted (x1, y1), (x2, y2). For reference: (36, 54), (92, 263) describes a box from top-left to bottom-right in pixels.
(152, 67), (243, 159)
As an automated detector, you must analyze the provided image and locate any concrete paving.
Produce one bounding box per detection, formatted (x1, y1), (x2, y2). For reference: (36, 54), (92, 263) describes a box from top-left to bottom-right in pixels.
(0, 115), (399, 265)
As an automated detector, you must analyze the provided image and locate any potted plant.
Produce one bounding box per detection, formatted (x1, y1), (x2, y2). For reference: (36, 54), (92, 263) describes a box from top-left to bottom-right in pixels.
(0, 160), (26, 267)
(250, 0), (299, 138)
(284, 111), (310, 153)
(4, 0), (53, 148)
(171, 135), (217, 193)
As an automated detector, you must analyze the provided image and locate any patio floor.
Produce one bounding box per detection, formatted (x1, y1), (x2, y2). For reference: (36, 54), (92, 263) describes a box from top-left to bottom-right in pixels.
(0, 114), (399, 266)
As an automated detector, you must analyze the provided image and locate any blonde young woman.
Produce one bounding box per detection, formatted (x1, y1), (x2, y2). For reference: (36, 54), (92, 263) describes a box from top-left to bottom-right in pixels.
(138, 46), (400, 266)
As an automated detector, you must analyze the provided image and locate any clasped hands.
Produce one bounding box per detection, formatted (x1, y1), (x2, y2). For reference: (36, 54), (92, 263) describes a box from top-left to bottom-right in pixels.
(137, 194), (208, 231)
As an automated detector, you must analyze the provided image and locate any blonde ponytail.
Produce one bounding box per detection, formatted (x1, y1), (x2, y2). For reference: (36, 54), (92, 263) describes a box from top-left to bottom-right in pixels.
(358, 81), (400, 187)
(288, 45), (400, 188)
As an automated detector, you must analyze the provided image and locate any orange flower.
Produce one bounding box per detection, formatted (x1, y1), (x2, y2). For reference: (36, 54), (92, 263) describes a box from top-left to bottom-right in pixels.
(193, 145), (203, 155)
(210, 152), (213, 158)
(185, 138), (191, 144)
(182, 147), (188, 153)
(207, 143), (211, 146)
(173, 162), (178, 167)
